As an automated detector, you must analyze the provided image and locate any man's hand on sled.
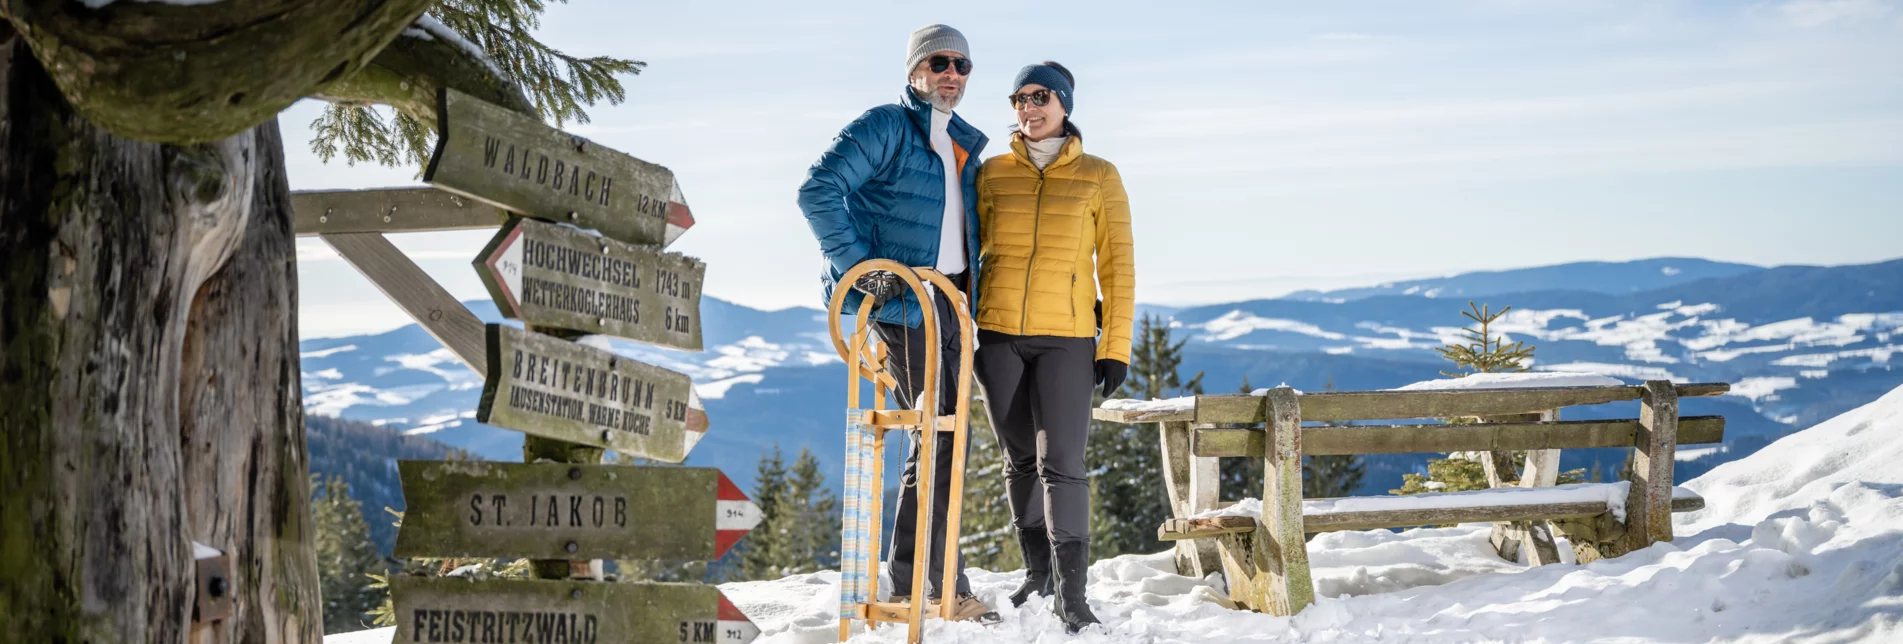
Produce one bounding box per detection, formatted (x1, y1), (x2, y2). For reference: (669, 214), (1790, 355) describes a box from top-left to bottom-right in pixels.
(853, 270), (906, 303)
(1094, 359), (1127, 398)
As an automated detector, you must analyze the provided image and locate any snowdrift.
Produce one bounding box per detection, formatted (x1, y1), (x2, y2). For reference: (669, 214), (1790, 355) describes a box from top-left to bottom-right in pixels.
(326, 385), (1903, 643)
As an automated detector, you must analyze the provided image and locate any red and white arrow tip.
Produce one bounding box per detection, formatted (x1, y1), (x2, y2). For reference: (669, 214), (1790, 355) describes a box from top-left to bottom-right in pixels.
(717, 594), (761, 643)
(664, 178), (695, 248)
(714, 471), (762, 559)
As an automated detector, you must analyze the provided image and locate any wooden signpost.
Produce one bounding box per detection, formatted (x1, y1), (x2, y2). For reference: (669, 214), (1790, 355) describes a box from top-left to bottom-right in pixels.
(392, 577), (759, 644)
(299, 86), (751, 641)
(426, 87), (694, 248)
(394, 461), (761, 561)
(478, 324), (708, 460)
(475, 216), (705, 349)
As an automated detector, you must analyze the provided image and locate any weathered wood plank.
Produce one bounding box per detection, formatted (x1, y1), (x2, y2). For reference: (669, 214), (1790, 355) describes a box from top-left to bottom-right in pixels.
(475, 216), (704, 349)
(391, 576), (759, 643)
(323, 232), (489, 375)
(1624, 380), (1680, 552)
(1158, 421), (1222, 576)
(1158, 516), (1258, 541)
(292, 187), (502, 236)
(1307, 501), (1611, 533)
(1093, 406), (1193, 424)
(478, 325), (708, 462)
(1190, 416), (1726, 457)
(426, 88), (688, 247)
(1194, 383), (1731, 423)
(1261, 388), (1314, 615)
(393, 462), (759, 561)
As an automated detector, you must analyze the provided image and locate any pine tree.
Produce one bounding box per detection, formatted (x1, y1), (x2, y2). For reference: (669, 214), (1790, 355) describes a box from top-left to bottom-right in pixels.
(311, 0), (646, 170)
(1400, 302), (1568, 495)
(1436, 302), (1534, 378)
(1088, 314), (1202, 559)
(736, 445), (792, 579)
(784, 447), (842, 574)
(311, 475), (387, 634)
(959, 391), (1026, 571)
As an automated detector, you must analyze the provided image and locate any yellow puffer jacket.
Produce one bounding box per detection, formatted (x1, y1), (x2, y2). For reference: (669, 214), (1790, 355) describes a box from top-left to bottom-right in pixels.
(975, 134), (1135, 363)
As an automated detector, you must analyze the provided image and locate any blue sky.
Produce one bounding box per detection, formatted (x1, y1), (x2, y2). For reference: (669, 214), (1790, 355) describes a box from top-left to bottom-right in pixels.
(290, 0), (1903, 338)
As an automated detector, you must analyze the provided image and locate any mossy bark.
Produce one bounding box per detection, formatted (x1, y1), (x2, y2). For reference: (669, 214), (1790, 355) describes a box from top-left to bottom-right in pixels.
(0, 32), (320, 643)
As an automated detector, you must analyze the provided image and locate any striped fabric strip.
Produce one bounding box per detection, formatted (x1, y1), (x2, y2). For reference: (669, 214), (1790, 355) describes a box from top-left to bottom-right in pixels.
(839, 408), (873, 618)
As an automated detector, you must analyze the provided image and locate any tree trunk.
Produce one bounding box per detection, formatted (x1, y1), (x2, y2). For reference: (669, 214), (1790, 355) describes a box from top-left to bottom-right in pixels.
(0, 30), (320, 644)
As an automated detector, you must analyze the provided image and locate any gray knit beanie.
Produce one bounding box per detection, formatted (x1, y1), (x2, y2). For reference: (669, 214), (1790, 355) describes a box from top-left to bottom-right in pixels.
(905, 24), (970, 75)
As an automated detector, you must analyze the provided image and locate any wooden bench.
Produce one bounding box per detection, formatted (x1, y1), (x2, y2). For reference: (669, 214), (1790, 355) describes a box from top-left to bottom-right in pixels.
(1095, 380), (1729, 616)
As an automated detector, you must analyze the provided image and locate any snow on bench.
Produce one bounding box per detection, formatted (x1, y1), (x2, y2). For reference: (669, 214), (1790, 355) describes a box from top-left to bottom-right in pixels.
(1159, 483), (1706, 540)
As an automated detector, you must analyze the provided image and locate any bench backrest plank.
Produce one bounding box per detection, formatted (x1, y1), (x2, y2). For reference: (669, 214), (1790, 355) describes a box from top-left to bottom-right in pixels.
(1194, 382), (1728, 424)
(1191, 415), (1726, 458)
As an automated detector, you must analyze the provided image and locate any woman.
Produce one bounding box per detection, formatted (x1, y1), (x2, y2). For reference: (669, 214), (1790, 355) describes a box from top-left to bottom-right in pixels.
(973, 61), (1134, 633)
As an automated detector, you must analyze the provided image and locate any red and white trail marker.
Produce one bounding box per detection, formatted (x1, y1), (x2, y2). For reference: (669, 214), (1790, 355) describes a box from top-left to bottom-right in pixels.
(715, 471), (764, 559)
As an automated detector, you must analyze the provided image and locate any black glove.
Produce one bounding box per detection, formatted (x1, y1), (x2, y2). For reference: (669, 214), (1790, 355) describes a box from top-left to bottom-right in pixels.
(1094, 359), (1127, 398)
(852, 270), (904, 304)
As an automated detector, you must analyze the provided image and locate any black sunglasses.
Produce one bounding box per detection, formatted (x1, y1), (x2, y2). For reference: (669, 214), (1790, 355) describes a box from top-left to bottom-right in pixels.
(929, 55), (972, 76)
(1008, 89), (1053, 109)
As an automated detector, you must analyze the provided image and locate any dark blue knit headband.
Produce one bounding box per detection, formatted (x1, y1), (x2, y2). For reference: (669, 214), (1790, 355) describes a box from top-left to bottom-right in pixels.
(1012, 64), (1074, 115)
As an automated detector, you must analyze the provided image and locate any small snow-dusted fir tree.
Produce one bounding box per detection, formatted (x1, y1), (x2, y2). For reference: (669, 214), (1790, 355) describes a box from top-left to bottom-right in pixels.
(312, 476), (387, 634)
(1435, 302), (1534, 378)
(1396, 302), (1582, 495)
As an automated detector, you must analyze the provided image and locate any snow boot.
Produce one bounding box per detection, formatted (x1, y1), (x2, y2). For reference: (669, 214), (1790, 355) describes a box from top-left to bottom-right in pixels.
(1051, 541), (1101, 633)
(1009, 527), (1054, 607)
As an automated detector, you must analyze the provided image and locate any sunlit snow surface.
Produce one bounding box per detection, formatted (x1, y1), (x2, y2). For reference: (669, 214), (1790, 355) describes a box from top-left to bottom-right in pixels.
(327, 386), (1903, 643)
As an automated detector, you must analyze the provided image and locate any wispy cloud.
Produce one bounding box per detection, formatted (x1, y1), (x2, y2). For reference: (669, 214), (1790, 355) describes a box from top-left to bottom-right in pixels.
(1778, 0), (1897, 27)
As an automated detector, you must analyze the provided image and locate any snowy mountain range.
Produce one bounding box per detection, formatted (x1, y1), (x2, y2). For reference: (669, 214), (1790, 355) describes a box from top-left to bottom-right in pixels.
(300, 257), (1903, 494)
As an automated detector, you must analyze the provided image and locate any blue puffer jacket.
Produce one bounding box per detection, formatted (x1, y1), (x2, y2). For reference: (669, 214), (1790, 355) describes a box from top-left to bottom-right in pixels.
(797, 88), (988, 328)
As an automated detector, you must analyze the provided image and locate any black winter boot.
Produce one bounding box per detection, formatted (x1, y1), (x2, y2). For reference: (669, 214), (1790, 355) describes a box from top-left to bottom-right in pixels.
(1050, 541), (1101, 633)
(1008, 527), (1054, 607)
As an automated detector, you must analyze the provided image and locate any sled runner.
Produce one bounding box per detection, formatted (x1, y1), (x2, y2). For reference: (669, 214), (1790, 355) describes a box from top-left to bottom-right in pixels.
(829, 260), (976, 643)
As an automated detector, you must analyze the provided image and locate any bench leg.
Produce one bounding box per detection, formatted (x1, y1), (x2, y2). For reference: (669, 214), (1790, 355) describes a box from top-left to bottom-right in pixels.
(1622, 381), (1679, 553)
(1257, 388), (1314, 615)
(1159, 421), (1222, 578)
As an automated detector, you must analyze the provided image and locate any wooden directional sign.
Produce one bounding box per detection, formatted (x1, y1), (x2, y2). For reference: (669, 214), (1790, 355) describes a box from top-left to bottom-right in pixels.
(426, 87), (696, 247)
(478, 324), (709, 462)
(475, 216), (705, 349)
(393, 461), (761, 561)
(392, 576), (759, 644)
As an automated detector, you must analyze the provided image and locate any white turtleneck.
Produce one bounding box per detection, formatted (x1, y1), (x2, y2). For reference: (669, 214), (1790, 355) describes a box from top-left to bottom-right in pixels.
(1026, 135), (1068, 170)
(930, 108), (967, 275)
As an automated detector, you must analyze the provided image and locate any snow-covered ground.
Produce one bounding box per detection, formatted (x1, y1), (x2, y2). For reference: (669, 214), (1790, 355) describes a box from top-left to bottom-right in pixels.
(327, 385), (1903, 643)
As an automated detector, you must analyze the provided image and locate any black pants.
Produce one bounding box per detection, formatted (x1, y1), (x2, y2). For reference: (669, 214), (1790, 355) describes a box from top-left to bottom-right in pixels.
(871, 274), (970, 598)
(973, 330), (1096, 546)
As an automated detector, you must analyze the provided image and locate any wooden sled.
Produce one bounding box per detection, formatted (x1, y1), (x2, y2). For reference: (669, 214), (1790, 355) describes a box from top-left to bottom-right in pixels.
(828, 260), (975, 643)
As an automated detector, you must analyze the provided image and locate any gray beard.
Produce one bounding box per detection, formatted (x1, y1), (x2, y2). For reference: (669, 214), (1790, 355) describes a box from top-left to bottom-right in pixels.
(913, 86), (961, 112)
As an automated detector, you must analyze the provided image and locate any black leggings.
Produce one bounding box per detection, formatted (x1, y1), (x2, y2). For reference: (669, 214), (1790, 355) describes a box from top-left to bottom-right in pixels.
(973, 330), (1096, 545)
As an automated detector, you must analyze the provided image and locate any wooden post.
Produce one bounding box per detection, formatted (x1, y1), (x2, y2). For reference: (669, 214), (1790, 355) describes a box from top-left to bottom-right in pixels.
(1479, 411), (1561, 566)
(1253, 388), (1313, 615)
(1623, 380), (1679, 552)
(322, 231), (488, 374)
(1159, 421), (1222, 577)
